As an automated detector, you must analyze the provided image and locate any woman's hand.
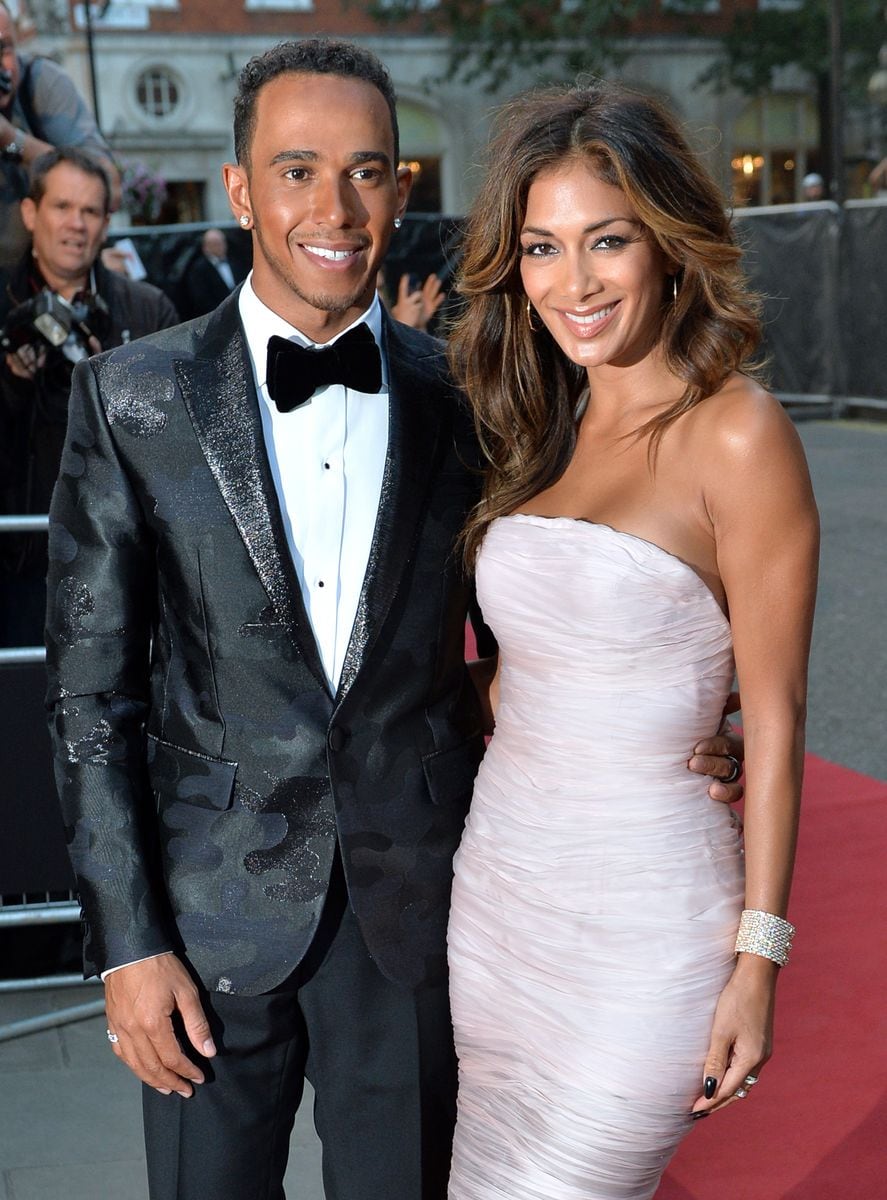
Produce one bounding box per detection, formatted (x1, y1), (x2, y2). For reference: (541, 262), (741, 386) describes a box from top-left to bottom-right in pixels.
(690, 954), (777, 1118)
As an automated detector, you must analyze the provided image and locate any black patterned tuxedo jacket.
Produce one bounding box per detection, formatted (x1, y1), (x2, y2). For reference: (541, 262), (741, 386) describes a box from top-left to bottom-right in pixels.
(45, 291), (486, 996)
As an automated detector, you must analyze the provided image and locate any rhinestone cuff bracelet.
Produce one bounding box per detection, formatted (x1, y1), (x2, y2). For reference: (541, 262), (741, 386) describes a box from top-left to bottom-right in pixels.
(734, 909), (795, 967)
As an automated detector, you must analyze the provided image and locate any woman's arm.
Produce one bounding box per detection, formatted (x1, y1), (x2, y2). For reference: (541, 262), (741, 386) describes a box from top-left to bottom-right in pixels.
(691, 384), (819, 1116)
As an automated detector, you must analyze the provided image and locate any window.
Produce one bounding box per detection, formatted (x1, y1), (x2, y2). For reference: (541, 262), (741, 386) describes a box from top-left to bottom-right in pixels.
(660, 0), (720, 12)
(376, 0), (440, 9)
(397, 100), (445, 210)
(399, 158), (441, 212)
(732, 94), (819, 206)
(159, 180), (205, 226)
(244, 0), (313, 10)
(135, 67), (181, 120)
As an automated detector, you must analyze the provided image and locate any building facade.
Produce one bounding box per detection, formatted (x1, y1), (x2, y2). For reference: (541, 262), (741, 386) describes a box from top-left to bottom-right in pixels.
(10, 0), (877, 223)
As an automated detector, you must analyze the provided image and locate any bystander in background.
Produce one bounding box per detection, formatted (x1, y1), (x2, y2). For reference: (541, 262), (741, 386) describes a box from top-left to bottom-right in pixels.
(801, 172), (826, 202)
(0, 0), (119, 269)
(177, 226), (248, 318)
(0, 148), (178, 647)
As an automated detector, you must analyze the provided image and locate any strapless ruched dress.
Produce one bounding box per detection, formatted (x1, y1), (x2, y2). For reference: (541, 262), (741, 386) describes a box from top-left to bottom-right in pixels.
(448, 514), (745, 1200)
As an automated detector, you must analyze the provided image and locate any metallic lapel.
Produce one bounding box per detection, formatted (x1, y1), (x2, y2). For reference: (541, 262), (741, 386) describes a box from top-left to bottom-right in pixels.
(335, 317), (449, 703)
(174, 294), (330, 693)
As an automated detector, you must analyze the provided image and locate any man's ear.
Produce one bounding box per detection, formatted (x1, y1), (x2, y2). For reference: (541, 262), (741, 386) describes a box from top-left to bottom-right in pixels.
(20, 196), (37, 235)
(222, 162), (251, 227)
(395, 164), (413, 224)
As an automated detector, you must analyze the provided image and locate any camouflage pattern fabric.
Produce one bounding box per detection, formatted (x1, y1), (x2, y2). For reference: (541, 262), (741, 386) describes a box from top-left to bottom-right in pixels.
(46, 292), (486, 995)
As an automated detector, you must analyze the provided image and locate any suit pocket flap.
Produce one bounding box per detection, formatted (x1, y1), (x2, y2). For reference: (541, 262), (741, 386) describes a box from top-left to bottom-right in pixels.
(147, 735), (238, 811)
(421, 735), (485, 807)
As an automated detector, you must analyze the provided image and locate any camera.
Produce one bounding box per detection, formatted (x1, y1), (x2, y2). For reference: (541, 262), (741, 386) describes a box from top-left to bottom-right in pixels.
(0, 289), (110, 363)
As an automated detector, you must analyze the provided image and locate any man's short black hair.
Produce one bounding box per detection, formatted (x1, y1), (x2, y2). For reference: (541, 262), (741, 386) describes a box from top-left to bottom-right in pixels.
(29, 146), (112, 214)
(233, 38), (400, 168)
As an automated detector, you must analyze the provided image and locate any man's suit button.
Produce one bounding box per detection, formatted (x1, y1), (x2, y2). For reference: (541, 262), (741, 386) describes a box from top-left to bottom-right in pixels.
(328, 725), (349, 752)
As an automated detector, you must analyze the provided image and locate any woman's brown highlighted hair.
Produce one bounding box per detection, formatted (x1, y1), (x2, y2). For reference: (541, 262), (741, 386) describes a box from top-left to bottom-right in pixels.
(450, 80), (763, 565)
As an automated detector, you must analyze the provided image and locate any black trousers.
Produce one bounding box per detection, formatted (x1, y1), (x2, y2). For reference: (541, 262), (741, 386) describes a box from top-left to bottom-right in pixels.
(143, 860), (457, 1200)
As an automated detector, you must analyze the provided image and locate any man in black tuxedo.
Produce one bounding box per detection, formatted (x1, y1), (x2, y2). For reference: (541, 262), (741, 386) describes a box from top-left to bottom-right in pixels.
(46, 37), (743, 1200)
(178, 227), (248, 319)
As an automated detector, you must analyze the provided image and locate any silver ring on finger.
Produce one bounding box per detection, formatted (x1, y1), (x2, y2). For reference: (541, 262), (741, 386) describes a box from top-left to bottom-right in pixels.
(734, 1087), (749, 1099)
(106, 1029), (120, 1044)
(722, 754), (742, 784)
(743, 1074), (759, 1087)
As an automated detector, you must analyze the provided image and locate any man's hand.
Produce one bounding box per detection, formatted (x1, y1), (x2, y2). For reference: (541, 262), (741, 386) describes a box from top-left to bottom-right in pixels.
(5, 343), (44, 380)
(689, 691), (745, 804)
(0, 113), (17, 146)
(104, 954), (217, 1098)
(100, 245), (130, 276)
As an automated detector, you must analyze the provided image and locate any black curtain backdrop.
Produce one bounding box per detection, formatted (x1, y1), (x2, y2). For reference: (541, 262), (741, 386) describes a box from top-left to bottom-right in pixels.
(0, 664), (74, 895)
(734, 204), (843, 398)
(734, 200), (886, 401)
(837, 203), (887, 400)
(110, 202), (887, 403)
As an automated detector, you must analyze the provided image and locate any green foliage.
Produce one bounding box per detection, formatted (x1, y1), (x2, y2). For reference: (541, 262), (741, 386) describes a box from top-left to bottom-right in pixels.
(700, 0), (884, 95)
(364, 0), (885, 100)
(364, 0), (656, 91)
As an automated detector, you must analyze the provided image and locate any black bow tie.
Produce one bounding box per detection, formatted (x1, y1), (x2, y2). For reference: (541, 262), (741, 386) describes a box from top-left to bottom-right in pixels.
(266, 323), (382, 412)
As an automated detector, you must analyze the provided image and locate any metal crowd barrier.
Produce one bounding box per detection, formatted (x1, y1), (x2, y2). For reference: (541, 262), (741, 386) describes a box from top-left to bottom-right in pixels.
(0, 514), (104, 1041)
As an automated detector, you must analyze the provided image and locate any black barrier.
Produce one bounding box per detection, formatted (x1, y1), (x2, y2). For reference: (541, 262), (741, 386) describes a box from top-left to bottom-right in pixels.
(0, 663), (74, 896)
(735, 203), (843, 399)
(735, 200), (887, 404)
(839, 202), (887, 402)
(109, 204), (887, 406)
(107, 214), (467, 336)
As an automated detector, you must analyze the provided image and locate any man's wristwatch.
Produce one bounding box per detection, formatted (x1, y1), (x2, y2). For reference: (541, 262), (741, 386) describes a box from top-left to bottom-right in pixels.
(1, 131), (26, 163)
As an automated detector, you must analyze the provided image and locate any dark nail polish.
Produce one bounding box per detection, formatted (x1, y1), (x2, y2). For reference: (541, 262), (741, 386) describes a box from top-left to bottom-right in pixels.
(704, 1076), (717, 1099)
(691, 1110), (710, 1121)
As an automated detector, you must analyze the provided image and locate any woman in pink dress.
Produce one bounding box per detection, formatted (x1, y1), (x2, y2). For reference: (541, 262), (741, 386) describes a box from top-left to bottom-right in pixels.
(446, 82), (818, 1200)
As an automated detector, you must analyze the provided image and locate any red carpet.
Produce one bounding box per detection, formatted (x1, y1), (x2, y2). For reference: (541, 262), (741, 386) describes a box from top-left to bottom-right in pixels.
(465, 628), (887, 1196)
(658, 754), (887, 1199)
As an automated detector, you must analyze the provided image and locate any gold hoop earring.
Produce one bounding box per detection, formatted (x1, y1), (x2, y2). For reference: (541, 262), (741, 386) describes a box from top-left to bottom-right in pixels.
(526, 298), (542, 332)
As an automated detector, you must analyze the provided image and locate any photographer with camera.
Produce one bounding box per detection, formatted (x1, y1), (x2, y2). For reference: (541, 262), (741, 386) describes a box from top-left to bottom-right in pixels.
(0, 146), (177, 647)
(0, 1), (120, 270)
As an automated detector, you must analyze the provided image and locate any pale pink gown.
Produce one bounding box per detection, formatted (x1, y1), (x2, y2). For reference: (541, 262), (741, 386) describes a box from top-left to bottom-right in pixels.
(448, 514), (744, 1200)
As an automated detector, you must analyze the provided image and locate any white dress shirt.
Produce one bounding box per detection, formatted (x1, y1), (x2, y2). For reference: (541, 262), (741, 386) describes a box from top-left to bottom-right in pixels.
(101, 277), (390, 981)
(238, 275), (389, 692)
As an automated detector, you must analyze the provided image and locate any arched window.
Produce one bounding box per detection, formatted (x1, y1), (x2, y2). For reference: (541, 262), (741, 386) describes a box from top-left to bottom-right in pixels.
(135, 67), (181, 120)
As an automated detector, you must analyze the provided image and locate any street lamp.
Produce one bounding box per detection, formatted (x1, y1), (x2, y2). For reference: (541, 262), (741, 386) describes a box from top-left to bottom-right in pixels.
(81, 1), (112, 134)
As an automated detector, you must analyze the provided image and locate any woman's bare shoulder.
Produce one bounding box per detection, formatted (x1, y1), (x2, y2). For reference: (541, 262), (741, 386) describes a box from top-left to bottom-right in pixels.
(684, 374), (799, 460)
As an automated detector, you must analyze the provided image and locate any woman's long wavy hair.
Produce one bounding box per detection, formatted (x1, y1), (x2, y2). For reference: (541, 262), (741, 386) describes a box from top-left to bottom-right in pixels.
(450, 81), (763, 565)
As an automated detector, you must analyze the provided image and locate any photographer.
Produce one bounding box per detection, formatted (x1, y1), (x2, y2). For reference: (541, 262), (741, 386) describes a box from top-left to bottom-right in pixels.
(0, 146), (177, 647)
(0, 0), (120, 270)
